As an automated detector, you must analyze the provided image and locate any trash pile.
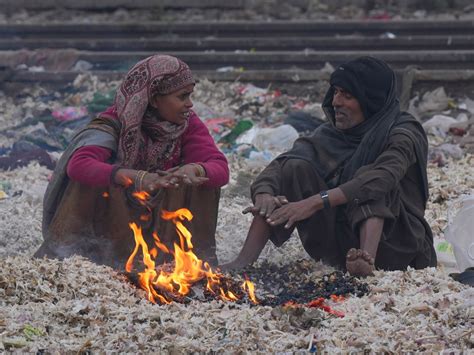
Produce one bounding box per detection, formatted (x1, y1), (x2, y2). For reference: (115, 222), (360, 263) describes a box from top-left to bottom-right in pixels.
(0, 76), (326, 174)
(1, 77), (474, 264)
(0, 77), (473, 352)
(0, 75), (116, 172)
(410, 86), (474, 162)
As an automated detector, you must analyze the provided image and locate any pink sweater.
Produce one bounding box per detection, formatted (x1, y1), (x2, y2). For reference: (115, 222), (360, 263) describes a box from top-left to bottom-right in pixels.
(67, 113), (229, 188)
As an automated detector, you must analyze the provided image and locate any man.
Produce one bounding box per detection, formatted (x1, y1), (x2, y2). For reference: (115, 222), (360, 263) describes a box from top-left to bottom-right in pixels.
(222, 56), (437, 277)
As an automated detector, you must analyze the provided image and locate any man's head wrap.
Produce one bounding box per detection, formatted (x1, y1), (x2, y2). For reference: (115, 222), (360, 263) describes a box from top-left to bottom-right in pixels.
(330, 56), (393, 120)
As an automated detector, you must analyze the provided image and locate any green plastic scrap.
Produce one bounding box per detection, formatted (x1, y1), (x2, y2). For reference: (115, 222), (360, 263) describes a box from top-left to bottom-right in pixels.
(436, 241), (453, 253)
(0, 181), (12, 193)
(87, 89), (116, 114)
(219, 120), (253, 144)
(23, 324), (45, 340)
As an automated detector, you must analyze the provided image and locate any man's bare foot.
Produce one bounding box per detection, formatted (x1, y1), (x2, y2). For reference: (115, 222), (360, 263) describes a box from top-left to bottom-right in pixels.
(218, 260), (247, 272)
(346, 248), (375, 277)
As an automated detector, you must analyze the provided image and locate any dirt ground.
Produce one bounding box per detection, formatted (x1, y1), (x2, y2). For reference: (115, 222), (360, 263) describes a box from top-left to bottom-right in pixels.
(0, 73), (473, 352)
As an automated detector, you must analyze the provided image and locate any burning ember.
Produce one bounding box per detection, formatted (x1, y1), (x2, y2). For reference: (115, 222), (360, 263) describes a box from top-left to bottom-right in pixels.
(232, 261), (370, 308)
(125, 208), (258, 305)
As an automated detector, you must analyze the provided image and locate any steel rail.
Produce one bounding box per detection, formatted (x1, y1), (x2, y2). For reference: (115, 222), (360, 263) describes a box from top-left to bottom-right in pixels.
(7, 50), (468, 70)
(1, 20), (473, 86)
(2, 35), (474, 51)
(1, 20), (473, 38)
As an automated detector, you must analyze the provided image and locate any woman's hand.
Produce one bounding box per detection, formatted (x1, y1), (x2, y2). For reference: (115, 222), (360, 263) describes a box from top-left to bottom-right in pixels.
(167, 164), (209, 186)
(141, 172), (181, 194)
(242, 193), (288, 217)
(113, 164), (209, 193)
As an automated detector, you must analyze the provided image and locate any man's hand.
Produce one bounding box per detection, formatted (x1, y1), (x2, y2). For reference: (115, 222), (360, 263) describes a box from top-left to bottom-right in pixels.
(266, 197), (318, 229)
(242, 193), (288, 217)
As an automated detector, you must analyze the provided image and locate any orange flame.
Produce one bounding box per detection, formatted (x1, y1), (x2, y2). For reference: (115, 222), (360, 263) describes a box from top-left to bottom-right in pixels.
(123, 176), (133, 188)
(152, 232), (170, 254)
(330, 294), (346, 302)
(126, 208), (258, 305)
(242, 278), (258, 304)
(140, 214), (151, 222)
(161, 208), (194, 249)
(132, 191), (150, 203)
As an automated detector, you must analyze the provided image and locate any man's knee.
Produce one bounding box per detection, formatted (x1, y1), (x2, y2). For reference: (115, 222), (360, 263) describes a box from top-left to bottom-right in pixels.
(281, 158), (314, 180)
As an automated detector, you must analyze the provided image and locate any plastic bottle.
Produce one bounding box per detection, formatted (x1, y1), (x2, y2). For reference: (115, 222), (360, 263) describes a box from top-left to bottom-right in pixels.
(444, 195), (474, 271)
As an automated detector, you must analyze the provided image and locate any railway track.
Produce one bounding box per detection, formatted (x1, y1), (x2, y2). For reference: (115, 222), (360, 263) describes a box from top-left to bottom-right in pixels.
(1, 20), (473, 86)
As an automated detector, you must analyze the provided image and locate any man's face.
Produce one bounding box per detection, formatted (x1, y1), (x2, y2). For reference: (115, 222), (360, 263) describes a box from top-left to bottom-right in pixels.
(331, 86), (365, 130)
(151, 84), (194, 125)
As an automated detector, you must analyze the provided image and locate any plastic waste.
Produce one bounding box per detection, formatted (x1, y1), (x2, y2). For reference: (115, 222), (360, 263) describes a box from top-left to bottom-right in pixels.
(236, 124), (299, 153)
(417, 87), (450, 113)
(434, 236), (457, 271)
(72, 60), (94, 72)
(20, 122), (65, 151)
(0, 181), (11, 194)
(216, 66), (244, 73)
(219, 120), (253, 144)
(252, 124), (299, 152)
(444, 195), (474, 271)
(87, 90), (115, 114)
(237, 83), (268, 98)
(52, 106), (88, 122)
(203, 117), (236, 141)
(422, 114), (458, 134)
(246, 150), (274, 169)
(192, 101), (219, 121)
(460, 97), (474, 114)
(379, 32), (396, 39)
(429, 143), (464, 161)
(28, 66), (45, 72)
(236, 125), (258, 145)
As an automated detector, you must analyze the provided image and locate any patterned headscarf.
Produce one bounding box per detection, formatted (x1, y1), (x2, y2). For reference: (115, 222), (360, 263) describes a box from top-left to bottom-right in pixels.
(114, 54), (195, 171)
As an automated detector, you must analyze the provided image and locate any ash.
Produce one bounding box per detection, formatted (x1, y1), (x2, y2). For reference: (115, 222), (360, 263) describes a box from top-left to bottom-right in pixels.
(230, 261), (370, 306)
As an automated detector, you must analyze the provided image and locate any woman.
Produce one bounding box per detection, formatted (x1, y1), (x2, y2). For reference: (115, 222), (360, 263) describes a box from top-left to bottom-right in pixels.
(35, 54), (229, 269)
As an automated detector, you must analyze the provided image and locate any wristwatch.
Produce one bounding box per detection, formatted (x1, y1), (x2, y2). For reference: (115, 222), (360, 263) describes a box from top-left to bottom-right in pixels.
(319, 190), (331, 209)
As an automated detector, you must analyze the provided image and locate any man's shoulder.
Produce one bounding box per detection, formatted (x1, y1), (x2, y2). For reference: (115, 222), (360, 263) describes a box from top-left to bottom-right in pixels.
(391, 112), (423, 134)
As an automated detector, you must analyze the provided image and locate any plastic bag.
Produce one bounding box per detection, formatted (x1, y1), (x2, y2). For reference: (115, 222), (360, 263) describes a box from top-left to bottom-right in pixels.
(254, 124), (299, 152)
(52, 106), (88, 122)
(434, 236), (457, 271)
(444, 195), (474, 271)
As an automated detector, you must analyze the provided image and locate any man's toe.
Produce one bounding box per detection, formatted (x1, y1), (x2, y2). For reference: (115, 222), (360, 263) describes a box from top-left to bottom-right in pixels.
(346, 248), (358, 260)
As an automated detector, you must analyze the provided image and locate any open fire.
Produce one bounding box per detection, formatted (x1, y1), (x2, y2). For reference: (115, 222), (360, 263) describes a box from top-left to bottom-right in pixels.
(123, 191), (368, 309)
(125, 207), (258, 305)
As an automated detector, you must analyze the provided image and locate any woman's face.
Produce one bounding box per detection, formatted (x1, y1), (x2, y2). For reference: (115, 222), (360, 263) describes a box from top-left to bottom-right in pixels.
(151, 84), (194, 125)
